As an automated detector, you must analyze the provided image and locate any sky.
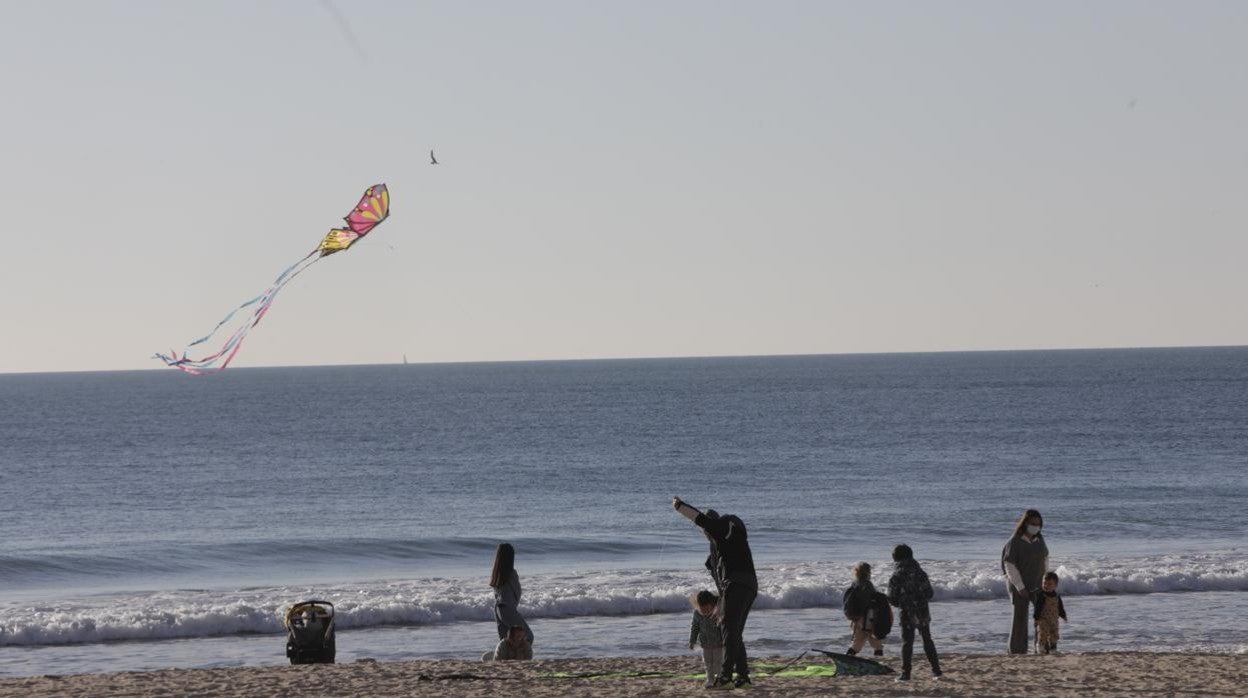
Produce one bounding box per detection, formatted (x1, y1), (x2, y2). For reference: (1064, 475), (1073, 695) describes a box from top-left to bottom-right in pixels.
(0, 1), (1245, 373)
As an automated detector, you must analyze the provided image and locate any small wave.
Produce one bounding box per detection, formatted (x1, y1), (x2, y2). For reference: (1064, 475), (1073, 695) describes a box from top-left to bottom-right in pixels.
(2, 552), (1244, 647)
(0, 536), (658, 586)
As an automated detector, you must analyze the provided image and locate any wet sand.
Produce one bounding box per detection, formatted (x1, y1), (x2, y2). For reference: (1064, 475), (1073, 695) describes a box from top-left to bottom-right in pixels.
(2, 652), (1245, 696)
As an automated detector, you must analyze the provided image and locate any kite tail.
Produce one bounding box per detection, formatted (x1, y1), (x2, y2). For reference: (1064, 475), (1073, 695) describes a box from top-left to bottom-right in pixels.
(154, 250), (321, 373)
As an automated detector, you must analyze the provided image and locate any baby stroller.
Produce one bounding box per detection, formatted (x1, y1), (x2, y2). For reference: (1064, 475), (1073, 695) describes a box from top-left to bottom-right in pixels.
(285, 600), (336, 664)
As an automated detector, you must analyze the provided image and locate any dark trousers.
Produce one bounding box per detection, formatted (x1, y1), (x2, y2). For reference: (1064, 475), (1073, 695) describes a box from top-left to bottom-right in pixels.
(719, 582), (757, 680)
(900, 621), (941, 677)
(1009, 587), (1033, 654)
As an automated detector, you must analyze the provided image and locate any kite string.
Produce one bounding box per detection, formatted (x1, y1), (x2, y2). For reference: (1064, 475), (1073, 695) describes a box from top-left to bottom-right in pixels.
(184, 249), (318, 350)
(156, 250), (322, 372)
(650, 524), (677, 617)
(215, 253), (323, 371)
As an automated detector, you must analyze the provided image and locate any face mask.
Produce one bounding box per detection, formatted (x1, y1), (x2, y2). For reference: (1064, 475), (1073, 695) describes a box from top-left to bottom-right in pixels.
(1027, 525), (1041, 536)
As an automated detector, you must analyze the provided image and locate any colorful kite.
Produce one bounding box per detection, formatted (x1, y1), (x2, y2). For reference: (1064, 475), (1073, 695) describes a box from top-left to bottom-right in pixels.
(154, 184), (390, 374)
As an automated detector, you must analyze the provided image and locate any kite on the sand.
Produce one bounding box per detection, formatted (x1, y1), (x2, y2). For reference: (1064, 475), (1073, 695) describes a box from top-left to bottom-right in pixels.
(154, 184), (391, 374)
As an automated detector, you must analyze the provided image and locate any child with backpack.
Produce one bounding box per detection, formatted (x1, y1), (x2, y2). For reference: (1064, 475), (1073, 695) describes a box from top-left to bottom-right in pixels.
(842, 562), (885, 657)
(886, 544), (943, 682)
(1033, 571), (1067, 654)
(688, 590), (724, 688)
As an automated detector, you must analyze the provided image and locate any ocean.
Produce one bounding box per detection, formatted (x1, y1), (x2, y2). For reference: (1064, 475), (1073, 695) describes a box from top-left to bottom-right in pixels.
(1, 348), (1246, 676)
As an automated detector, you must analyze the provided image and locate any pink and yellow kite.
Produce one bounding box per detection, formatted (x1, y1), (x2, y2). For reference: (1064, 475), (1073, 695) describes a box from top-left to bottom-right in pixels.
(155, 184), (391, 374)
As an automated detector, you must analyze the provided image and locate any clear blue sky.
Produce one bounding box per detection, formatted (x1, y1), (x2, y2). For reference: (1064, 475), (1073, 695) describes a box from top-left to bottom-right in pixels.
(1, 1), (1245, 373)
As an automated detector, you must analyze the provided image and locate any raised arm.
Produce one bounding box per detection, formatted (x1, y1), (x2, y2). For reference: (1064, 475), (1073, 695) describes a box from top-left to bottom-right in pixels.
(673, 497), (701, 522)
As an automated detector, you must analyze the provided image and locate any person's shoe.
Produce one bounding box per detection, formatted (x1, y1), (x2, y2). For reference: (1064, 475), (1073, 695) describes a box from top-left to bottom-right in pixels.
(707, 676), (734, 690)
(873, 649), (884, 657)
(733, 676), (752, 689)
(932, 672), (944, 681)
(845, 647), (857, 656)
(895, 674), (911, 683)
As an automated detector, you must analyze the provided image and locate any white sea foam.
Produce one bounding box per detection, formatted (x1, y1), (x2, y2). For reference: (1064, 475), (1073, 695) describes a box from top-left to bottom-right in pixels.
(2, 552), (1244, 647)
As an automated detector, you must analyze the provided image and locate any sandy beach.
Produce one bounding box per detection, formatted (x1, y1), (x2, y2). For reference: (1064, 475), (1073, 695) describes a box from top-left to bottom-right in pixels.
(2, 652), (1244, 697)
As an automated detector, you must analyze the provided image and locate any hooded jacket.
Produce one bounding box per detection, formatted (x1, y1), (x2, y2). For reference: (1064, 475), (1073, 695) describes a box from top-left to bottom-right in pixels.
(887, 558), (934, 625)
(695, 512), (758, 590)
(689, 608), (724, 648)
(842, 580), (876, 620)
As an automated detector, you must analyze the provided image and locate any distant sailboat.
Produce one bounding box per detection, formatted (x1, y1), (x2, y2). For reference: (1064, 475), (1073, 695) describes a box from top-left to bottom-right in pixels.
(403, 354), (409, 365)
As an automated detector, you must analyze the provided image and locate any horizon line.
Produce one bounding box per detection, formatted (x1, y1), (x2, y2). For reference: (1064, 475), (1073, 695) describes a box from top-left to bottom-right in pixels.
(2, 342), (1246, 377)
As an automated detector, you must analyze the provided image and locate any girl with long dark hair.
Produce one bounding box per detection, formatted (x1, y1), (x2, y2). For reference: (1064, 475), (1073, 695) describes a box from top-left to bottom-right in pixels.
(490, 543), (533, 644)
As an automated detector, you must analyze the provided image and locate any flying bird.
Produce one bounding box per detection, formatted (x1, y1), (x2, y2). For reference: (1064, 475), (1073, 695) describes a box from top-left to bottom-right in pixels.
(430, 150), (439, 165)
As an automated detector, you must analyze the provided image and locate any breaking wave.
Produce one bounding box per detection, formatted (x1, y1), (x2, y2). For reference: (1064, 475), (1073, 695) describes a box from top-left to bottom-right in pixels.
(3, 551), (1244, 647)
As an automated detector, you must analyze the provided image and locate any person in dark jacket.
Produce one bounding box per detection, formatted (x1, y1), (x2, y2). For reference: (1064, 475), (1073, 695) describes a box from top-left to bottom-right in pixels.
(674, 497), (758, 689)
(1001, 509), (1049, 654)
(887, 544), (943, 682)
(489, 543), (534, 645)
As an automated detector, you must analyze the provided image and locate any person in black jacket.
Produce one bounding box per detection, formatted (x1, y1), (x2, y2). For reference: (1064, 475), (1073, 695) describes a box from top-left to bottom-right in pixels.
(674, 497), (758, 689)
(887, 544), (943, 682)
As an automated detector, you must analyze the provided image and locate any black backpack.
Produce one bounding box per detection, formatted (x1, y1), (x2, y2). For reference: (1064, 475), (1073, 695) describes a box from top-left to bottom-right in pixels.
(841, 584), (871, 620)
(869, 592), (893, 639)
(841, 586), (858, 619)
